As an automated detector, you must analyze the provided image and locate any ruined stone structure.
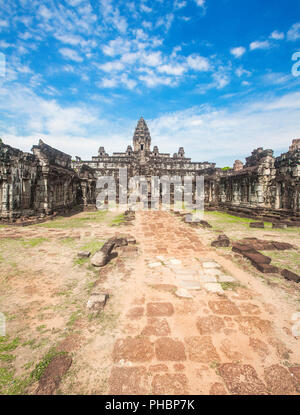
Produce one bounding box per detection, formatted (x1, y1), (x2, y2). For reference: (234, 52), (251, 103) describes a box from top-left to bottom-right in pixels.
(0, 118), (299, 223)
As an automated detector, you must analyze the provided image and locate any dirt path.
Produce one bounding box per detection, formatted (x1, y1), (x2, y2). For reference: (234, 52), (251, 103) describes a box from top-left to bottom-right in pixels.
(107, 210), (300, 395)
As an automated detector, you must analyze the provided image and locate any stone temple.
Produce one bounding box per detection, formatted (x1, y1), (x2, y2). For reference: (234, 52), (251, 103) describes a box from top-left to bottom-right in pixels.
(0, 117), (299, 224)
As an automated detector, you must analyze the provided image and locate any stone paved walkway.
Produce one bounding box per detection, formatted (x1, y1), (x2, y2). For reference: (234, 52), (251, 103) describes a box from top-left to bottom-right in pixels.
(108, 211), (300, 395)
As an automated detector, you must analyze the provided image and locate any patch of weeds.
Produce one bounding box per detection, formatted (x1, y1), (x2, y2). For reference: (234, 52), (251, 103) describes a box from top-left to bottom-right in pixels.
(73, 257), (89, 267)
(220, 282), (240, 291)
(110, 213), (125, 227)
(36, 324), (47, 333)
(0, 367), (32, 395)
(22, 237), (50, 248)
(0, 336), (20, 362)
(30, 348), (67, 382)
(87, 264), (100, 278)
(60, 237), (76, 246)
(22, 339), (36, 348)
(38, 211), (108, 229)
(0, 353), (16, 362)
(96, 310), (120, 334)
(22, 361), (34, 370)
(85, 281), (95, 294)
(80, 240), (104, 254)
(210, 361), (220, 369)
(67, 310), (82, 327)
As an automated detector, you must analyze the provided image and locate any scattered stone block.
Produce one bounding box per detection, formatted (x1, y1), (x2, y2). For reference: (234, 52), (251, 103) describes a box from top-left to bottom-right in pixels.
(91, 237), (117, 267)
(250, 222), (264, 228)
(272, 223), (287, 229)
(242, 251), (272, 265)
(91, 251), (107, 267)
(205, 268), (222, 277)
(178, 280), (202, 290)
(253, 263), (279, 273)
(168, 258), (182, 265)
(203, 283), (224, 294)
(77, 251), (91, 258)
(281, 269), (300, 283)
(232, 243), (256, 254)
(218, 275), (236, 283)
(202, 261), (221, 269)
(175, 288), (193, 299)
(148, 262), (162, 268)
(211, 234), (230, 248)
(199, 220), (212, 228)
(36, 355), (72, 395)
(199, 275), (218, 283)
(86, 292), (109, 315)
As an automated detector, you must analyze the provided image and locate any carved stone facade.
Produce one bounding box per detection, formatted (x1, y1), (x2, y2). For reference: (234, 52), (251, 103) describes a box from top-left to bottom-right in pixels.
(0, 118), (299, 222)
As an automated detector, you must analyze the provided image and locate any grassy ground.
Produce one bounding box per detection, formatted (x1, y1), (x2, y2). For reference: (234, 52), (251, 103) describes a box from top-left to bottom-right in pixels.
(203, 211), (300, 275)
(0, 209), (131, 394)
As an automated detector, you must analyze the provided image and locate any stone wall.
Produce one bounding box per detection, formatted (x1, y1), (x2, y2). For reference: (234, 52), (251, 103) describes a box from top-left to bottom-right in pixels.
(0, 139), (94, 221)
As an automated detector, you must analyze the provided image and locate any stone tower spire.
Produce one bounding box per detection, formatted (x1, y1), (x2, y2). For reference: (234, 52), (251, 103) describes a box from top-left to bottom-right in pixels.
(133, 116), (151, 152)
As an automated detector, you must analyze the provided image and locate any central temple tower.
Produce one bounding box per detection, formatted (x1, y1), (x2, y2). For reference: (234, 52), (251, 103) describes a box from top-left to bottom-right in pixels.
(133, 116), (151, 153)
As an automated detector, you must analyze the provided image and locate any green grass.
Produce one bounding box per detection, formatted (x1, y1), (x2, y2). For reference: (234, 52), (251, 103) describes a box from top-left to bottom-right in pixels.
(0, 237), (49, 249)
(0, 336), (20, 366)
(260, 250), (300, 275)
(220, 282), (240, 291)
(110, 213), (125, 226)
(30, 348), (67, 382)
(59, 237), (76, 245)
(204, 211), (271, 226)
(67, 310), (82, 327)
(37, 211), (107, 229)
(0, 367), (32, 395)
(79, 240), (104, 254)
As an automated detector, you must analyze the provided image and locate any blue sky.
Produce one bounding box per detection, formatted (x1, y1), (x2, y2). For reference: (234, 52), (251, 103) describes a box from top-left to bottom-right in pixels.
(0, 0), (300, 166)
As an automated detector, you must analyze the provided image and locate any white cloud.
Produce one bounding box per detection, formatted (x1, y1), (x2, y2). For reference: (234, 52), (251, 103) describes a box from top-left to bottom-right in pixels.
(230, 47), (246, 58)
(194, 0), (205, 7)
(270, 30), (285, 40)
(212, 72), (230, 89)
(187, 55), (210, 71)
(261, 72), (292, 85)
(139, 70), (174, 87)
(143, 51), (163, 66)
(97, 60), (125, 72)
(158, 64), (186, 76)
(156, 13), (174, 32)
(99, 77), (118, 88)
(140, 4), (152, 13)
(174, 0), (187, 9)
(287, 22), (300, 41)
(249, 40), (271, 50)
(235, 66), (251, 78)
(59, 48), (83, 62)
(1, 83), (300, 165)
(38, 5), (53, 20)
